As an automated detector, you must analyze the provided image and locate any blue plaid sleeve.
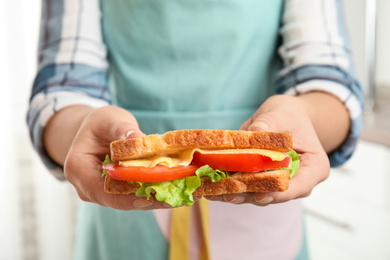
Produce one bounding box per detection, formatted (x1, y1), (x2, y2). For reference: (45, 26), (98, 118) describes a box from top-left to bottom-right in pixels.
(276, 0), (364, 167)
(27, 0), (111, 179)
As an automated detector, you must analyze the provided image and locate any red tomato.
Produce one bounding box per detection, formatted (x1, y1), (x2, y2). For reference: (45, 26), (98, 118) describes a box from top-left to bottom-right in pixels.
(191, 152), (291, 172)
(103, 164), (198, 182)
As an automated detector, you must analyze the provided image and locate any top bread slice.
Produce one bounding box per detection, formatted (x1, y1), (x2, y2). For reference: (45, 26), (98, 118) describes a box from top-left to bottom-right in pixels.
(110, 129), (293, 162)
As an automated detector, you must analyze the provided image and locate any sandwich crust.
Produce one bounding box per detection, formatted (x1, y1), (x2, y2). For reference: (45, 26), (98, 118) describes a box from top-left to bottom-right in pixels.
(110, 129), (293, 162)
(104, 170), (290, 196)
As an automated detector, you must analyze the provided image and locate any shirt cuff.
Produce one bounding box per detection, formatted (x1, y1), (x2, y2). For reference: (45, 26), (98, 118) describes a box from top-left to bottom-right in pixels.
(27, 91), (110, 180)
(275, 65), (364, 167)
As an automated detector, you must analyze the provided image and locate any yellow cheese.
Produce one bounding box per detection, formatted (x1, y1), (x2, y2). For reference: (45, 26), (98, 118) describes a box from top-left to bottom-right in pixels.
(119, 149), (286, 168)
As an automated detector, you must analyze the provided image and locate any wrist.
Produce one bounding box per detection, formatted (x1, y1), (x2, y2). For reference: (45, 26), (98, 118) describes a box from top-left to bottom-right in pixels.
(294, 91), (350, 153)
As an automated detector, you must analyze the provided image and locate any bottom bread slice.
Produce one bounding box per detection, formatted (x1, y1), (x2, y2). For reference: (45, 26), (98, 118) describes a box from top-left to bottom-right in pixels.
(104, 170), (290, 196)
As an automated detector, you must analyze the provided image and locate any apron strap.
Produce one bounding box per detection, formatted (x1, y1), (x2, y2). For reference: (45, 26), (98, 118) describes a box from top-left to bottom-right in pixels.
(199, 198), (210, 260)
(169, 205), (190, 260)
(169, 198), (210, 260)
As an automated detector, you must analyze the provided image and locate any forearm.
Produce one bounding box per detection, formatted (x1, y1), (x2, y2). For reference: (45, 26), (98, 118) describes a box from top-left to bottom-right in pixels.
(43, 105), (96, 166)
(31, 0), (109, 170)
(296, 92), (350, 154)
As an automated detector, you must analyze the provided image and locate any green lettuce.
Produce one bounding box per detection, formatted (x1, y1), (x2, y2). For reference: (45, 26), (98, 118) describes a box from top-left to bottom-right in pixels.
(135, 165), (226, 207)
(102, 155), (114, 176)
(285, 150), (300, 178)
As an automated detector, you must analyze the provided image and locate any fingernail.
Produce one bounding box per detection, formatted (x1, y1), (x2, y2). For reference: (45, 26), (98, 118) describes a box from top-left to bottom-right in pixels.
(224, 195), (245, 204)
(231, 196), (245, 204)
(123, 130), (144, 140)
(249, 122), (268, 132)
(133, 198), (153, 208)
(255, 196), (274, 204)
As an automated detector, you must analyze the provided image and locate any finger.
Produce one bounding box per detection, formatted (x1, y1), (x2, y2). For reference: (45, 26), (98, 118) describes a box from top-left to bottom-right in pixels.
(110, 120), (145, 141)
(239, 118), (252, 131)
(255, 152), (330, 204)
(204, 195), (225, 203)
(205, 193), (262, 205)
(65, 152), (133, 209)
(247, 112), (282, 133)
(64, 155), (107, 207)
(239, 113), (272, 132)
(253, 195), (274, 205)
(248, 121), (269, 132)
(87, 106), (145, 142)
(223, 194), (246, 204)
(122, 129), (146, 140)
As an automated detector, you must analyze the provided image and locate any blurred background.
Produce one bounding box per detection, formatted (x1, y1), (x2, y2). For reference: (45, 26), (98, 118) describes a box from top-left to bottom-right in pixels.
(0, 0), (389, 259)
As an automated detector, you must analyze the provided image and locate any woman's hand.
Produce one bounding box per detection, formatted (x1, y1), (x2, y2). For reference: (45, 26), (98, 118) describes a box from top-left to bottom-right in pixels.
(45, 105), (175, 210)
(206, 93), (350, 206)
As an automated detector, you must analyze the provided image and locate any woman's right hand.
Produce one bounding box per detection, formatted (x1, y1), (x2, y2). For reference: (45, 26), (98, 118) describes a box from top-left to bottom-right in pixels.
(47, 105), (172, 210)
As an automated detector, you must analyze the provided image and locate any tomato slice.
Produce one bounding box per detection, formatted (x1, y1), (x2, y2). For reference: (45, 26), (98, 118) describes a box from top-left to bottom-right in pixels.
(104, 152), (291, 182)
(103, 164), (198, 182)
(192, 152), (291, 172)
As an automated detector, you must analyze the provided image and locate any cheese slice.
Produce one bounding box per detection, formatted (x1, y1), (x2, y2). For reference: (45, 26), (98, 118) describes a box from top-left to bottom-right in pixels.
(119, 149), (287, 168)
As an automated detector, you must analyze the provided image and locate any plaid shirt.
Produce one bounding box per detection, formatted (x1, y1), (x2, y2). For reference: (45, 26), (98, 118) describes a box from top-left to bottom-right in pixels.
(28, 0), (364, 180)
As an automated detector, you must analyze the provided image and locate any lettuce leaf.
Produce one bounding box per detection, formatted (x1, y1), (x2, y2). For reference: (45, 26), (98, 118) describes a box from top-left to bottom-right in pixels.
(285, 150), (300, 178)
(135, 165), (227, 207)
(102, 155), (114, 176)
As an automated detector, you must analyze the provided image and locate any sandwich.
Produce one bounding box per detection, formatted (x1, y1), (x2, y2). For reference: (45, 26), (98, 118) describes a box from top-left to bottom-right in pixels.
(102, 129), (300, 207)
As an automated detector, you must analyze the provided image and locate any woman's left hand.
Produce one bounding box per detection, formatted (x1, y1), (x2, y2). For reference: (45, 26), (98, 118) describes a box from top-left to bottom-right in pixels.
(205, 94), (333, 206)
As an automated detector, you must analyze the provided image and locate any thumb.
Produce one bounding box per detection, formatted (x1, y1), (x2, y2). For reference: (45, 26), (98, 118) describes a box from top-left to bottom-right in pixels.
(111, 120), (146, 141)
(246, 111), (284, 133)
(240, 117), (270, 132)
(95, 106), (146, 141)
(120, 128), (146, 140)
(247, 120), (270, 132)
(241, 111), (275, 133)
(246, 112), (277, 132)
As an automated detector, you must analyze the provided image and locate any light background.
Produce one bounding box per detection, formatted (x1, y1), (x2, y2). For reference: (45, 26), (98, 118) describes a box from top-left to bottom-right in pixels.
(0, 0), (389, 259)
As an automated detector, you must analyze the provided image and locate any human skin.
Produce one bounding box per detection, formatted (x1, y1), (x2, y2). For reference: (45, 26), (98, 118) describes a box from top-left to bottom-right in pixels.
(215, 92), (349, 205)
(43, 91), (350, 209)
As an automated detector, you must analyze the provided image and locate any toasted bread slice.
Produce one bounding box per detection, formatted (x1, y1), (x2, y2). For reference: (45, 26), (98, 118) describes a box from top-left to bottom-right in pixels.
(104, 170), (290, 195)
(110, 129), (293, 162)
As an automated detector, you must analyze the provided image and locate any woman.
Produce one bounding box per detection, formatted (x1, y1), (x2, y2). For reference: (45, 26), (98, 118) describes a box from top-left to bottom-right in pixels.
(28, 0), (363, 259)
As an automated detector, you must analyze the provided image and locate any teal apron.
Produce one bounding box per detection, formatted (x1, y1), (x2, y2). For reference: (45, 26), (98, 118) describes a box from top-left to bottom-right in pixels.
(74, 1), (308, 259)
